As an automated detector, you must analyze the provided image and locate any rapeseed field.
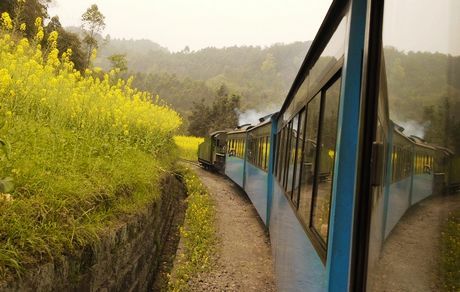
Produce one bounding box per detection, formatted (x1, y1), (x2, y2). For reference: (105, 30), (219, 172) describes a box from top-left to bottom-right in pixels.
(0, 13), (181, 277)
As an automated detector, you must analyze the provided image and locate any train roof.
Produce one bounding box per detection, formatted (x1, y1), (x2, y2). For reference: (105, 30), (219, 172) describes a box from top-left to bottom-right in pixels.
(226, 125), (254, 135)
(248, 112), (278, 131)
(393, 123), (437, 150)
(209, 130), (228, 137)
(433, 145), (455, 156)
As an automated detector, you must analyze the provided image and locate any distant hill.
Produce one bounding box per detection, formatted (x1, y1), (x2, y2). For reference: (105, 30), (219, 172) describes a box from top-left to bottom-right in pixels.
(93, 38), (312, 111)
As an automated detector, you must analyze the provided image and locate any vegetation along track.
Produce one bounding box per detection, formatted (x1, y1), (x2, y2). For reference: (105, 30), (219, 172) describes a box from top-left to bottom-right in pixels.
(180, 165), (276, 291)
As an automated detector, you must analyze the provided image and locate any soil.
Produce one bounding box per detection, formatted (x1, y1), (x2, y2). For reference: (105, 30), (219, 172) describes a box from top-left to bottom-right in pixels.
(369, 194), (460, 292)
(187, 166), (276, 292)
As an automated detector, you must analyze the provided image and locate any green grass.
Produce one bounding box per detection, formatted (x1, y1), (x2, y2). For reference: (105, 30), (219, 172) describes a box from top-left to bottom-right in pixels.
(440, 210), (460, 292)
(168, 167), (216, 291)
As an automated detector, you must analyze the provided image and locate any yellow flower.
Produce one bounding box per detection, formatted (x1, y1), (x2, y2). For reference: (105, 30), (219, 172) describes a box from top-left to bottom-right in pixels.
(90, 48), (97, 60)
(47, 31), (58, 48)
(1, 12), (13, 30)
(36, 29), (44, 42)
(20, 23), (26, 31)
(34, 17), (42, 28)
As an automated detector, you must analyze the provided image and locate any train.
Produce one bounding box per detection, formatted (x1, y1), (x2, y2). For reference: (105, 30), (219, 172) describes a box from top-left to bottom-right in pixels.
(198, 0), (459, 291)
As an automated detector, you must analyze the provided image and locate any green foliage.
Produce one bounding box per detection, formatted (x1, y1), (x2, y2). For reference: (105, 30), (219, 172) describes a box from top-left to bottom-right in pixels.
(108, 53), (127, 72)
(383, 47), (460, 151)
(440, 211), (460, 292)
(188, 85), (240, 136)
(132, 72), (215, 120)
(96, 40), (311, 111)
(81, 4), (105, 68)
(168, 167), (216, 291)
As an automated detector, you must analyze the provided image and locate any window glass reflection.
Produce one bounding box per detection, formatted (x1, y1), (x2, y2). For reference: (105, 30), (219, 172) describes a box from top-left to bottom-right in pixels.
(367, 1), (460, 291)
(298, 94), (321, 227)
(311, 77), (341, 243)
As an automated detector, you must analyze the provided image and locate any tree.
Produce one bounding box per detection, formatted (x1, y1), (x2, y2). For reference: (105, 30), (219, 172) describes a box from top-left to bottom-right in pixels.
(45, 16), (85, 71)
(81, 4), (105, 68)
(188, 85), (240, 136)
(108, 54), (128, 72)
(188, 99), (211, 137)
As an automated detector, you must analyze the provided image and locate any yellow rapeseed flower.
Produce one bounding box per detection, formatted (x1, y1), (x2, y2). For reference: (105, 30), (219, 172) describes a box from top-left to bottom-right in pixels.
(20, 23), (26, 31)
(36, 29), (44, 42)
(1, 12), (13, 30)
(34, 17), (42, 28)
(47, 31), (58, 48)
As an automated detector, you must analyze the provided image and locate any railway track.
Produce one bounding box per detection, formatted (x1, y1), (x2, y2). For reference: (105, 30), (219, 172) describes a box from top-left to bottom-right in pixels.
(178, 158), (201, 167)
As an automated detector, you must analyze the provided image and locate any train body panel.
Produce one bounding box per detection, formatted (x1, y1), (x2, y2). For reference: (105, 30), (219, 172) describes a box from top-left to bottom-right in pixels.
(244, 162), (268, 224)
(225, 155), (245, 188)
(410, 173), (434, 205)
(269, 180), (326, 292)
(197, 137), (212, 165)
(384, 176), (412, 238)
(244, 120), (272, 224)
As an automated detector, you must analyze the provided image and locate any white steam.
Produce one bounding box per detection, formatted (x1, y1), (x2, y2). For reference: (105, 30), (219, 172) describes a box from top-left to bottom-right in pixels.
(396, 120), (428, 138)
(237, 108), (276, 125)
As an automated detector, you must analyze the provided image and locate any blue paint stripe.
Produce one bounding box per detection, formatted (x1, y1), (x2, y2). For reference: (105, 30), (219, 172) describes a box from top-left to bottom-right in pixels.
(326, 0), (368, 291)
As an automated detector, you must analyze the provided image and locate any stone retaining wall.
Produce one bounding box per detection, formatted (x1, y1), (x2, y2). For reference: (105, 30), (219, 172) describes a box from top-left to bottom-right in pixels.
(1, 175), (185, 292)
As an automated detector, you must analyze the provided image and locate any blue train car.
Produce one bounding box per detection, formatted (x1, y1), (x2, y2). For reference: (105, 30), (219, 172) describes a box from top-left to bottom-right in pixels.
(225, 126), (252, 188)
(198, 0), (459, 290)
(244, 119), (271, 224)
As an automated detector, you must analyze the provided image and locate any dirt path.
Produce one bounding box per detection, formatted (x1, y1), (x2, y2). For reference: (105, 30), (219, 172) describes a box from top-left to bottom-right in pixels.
(370, 194), (460, 291)
(188, 166), (276, 291)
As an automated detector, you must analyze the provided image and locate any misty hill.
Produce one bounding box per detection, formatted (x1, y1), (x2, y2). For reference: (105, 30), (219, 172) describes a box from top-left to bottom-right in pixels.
(95, 38), (312, 111)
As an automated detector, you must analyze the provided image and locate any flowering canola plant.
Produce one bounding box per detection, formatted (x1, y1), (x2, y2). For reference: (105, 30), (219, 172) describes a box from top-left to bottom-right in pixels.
(0, 14), (181, 278)
(174, 135), (204, 161)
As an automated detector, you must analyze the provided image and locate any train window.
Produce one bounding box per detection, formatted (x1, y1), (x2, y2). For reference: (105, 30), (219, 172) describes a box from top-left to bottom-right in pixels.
(262, 137), (266, 170)
(283, 122), (293, 188)
(279, 127), (288, 182)
(237, 139), (241, 158)
(235, 139), (239, 157)
(298, 93), (321, 228)
(274, 133), (280, 173)
(287, 115), (299, 196)
(258, 138), (263, 168)
(276, 130), (283, 179)
(292, 111), (305, 205)
(265, 136), (270, 170)
(311, 76), (341, 244)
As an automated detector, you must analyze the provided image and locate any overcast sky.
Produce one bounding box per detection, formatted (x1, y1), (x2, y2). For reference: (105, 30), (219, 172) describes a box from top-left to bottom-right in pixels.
(48, 0), (332, 52)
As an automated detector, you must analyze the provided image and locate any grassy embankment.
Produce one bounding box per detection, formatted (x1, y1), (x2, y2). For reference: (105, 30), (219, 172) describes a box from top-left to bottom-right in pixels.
(440, 210), (460, 291)
(0, 14), (181, 279)
(169, 137), (215, 291)
(168, 167), (216, 291)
